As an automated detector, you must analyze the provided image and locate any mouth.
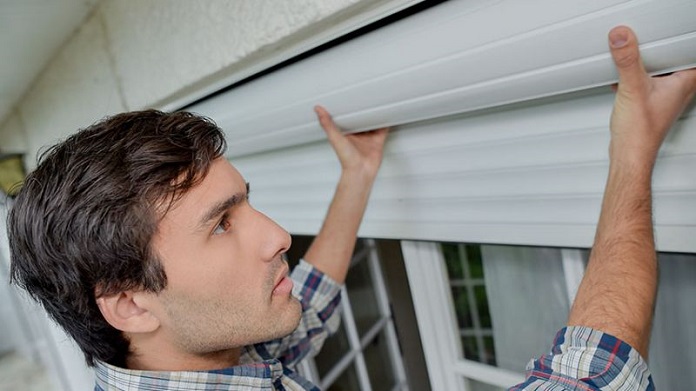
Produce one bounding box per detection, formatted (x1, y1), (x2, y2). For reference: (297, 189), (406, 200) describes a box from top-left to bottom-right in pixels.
(272, 263), (293, 296)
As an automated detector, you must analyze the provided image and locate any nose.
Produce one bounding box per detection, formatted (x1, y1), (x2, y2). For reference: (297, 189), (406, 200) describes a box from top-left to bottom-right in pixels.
(255, 208), (291, 262)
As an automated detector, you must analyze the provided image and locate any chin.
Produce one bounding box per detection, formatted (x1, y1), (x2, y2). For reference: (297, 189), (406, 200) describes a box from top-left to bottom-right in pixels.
(268, 298), (302, 341)
(280, 298), (303, 335)
(236, 299), (303, 347)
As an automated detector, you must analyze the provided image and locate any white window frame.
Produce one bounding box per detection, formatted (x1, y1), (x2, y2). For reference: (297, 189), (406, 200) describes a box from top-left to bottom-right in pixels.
(401, 241), (586, 390)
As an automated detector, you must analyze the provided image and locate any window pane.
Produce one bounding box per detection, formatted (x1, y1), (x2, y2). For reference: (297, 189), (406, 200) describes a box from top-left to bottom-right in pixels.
(443, 243), (464, 279)
(315, 321), (351, 378)
(460, 336), (479, 362)
(459, 333), (496, 365)
(327, 363), (362, 391)
(475, 285), (491, 328)
(345, 255), (381, 337)
(483, 336), (496, 366)
(466, 245), (484, 279)
(450, 286), (472, 329)
(444, 244), (498, 366)
(480, 245), (570, 373)
(364, 330), (396, 391)
(443, 243), (570, 372)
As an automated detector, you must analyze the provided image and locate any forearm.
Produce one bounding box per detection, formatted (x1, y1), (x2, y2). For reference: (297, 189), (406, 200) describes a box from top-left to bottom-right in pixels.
(303, 169), (376, 284)
(568, 155), (658, 358)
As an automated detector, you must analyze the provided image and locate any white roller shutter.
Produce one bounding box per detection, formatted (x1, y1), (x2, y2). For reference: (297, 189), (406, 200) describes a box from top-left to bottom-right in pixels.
(189, 0), (696, 253)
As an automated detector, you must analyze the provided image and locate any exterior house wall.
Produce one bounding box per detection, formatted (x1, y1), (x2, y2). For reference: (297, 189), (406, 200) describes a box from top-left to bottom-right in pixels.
(18, 13), (125, 171)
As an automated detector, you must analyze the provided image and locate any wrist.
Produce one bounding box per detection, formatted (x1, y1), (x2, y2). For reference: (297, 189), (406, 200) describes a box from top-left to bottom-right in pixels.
(339, 167), (378, 190)
(341, 163), (379, 182)
(608, 141), (658, 174)
(607, 157), (654, 190)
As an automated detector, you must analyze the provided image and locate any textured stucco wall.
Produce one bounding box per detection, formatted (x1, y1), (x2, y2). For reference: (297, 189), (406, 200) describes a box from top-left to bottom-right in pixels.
(0, 111), (27, 154)
(18, 13), (125, 170)
(1, 0), (413, 170)
(100, 0), (371, 110)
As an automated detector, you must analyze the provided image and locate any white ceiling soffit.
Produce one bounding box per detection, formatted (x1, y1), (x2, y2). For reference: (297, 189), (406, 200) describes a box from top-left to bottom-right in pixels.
(0, 0), (100, 124)
(189, 0), (696, 159)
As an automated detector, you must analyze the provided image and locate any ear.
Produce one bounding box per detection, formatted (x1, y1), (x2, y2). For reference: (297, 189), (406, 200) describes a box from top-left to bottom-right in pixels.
(96, 291), (160, 333)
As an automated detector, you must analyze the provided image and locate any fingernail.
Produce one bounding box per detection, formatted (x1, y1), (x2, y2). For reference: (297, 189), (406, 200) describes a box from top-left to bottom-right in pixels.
(610, 31), (628, 48)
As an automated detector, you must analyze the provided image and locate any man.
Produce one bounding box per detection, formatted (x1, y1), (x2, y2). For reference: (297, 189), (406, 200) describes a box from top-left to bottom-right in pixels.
(509, 26), (696, 390)
(8, 25), (696, 391)
(9, 103), (387, 390)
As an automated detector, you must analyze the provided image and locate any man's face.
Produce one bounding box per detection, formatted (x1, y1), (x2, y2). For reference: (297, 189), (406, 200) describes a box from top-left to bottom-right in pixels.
(147, 158), (301, 355)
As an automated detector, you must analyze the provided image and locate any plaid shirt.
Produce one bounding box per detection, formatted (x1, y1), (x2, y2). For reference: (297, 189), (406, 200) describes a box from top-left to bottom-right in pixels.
(94, 260), (342, 391)
(510, 326), (654, 391)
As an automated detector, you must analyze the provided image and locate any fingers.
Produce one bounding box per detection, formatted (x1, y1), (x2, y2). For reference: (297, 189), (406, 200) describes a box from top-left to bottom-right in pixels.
(672, 69), (696, 99)
(314, 105), (391, 142)
(608, 26), (648, 93)
(314, 105), (337, 131)
(372, 127), (390, 137)
(314, 105), (344, 140)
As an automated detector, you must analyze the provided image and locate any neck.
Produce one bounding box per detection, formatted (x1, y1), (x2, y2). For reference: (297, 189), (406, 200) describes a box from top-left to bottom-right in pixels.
(125, 334), (242, 371)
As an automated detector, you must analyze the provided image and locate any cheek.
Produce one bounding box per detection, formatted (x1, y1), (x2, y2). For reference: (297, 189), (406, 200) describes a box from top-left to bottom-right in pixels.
(156, 222), (271, 304)
(159, 232), (242, 289)
(182, 243), (265, 301)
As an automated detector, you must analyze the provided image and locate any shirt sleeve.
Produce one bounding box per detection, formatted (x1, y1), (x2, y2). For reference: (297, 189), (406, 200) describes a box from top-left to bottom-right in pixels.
(245, 259), (343, 368)
(508, 326), (654, 391)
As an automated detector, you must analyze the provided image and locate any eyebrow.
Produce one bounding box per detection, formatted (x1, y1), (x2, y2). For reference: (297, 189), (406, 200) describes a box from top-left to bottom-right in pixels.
(197, 182), (250, 231)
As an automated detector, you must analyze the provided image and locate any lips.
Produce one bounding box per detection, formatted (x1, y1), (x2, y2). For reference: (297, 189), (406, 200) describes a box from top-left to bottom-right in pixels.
(272, 264), (293, 296)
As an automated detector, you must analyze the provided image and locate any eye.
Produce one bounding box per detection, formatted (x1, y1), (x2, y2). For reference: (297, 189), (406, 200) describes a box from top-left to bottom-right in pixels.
(213, 213), (231, 235)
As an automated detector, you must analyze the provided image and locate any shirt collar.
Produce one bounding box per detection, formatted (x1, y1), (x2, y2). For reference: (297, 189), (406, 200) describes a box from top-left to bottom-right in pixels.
(94, 358), (285, 391)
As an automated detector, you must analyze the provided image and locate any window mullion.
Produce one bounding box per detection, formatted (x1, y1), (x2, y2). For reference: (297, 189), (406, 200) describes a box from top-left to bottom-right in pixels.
(296, 359), (320, 385)
(354, 353), (373, 391)
(339, 285), (373, 391)
(365, 239), (409, 385)
(358, 316), (390, 350)
(319, 347), (360, 389)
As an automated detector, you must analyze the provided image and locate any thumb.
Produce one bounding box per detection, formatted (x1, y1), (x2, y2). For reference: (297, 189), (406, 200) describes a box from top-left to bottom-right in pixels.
(314, 105), (342, 140)
(314, 105), (350, 150)
(608, 26), (648, 93)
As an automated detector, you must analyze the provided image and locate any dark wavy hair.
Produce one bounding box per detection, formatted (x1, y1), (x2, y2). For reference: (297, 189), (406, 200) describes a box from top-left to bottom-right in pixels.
(8, 110), (227, 367)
